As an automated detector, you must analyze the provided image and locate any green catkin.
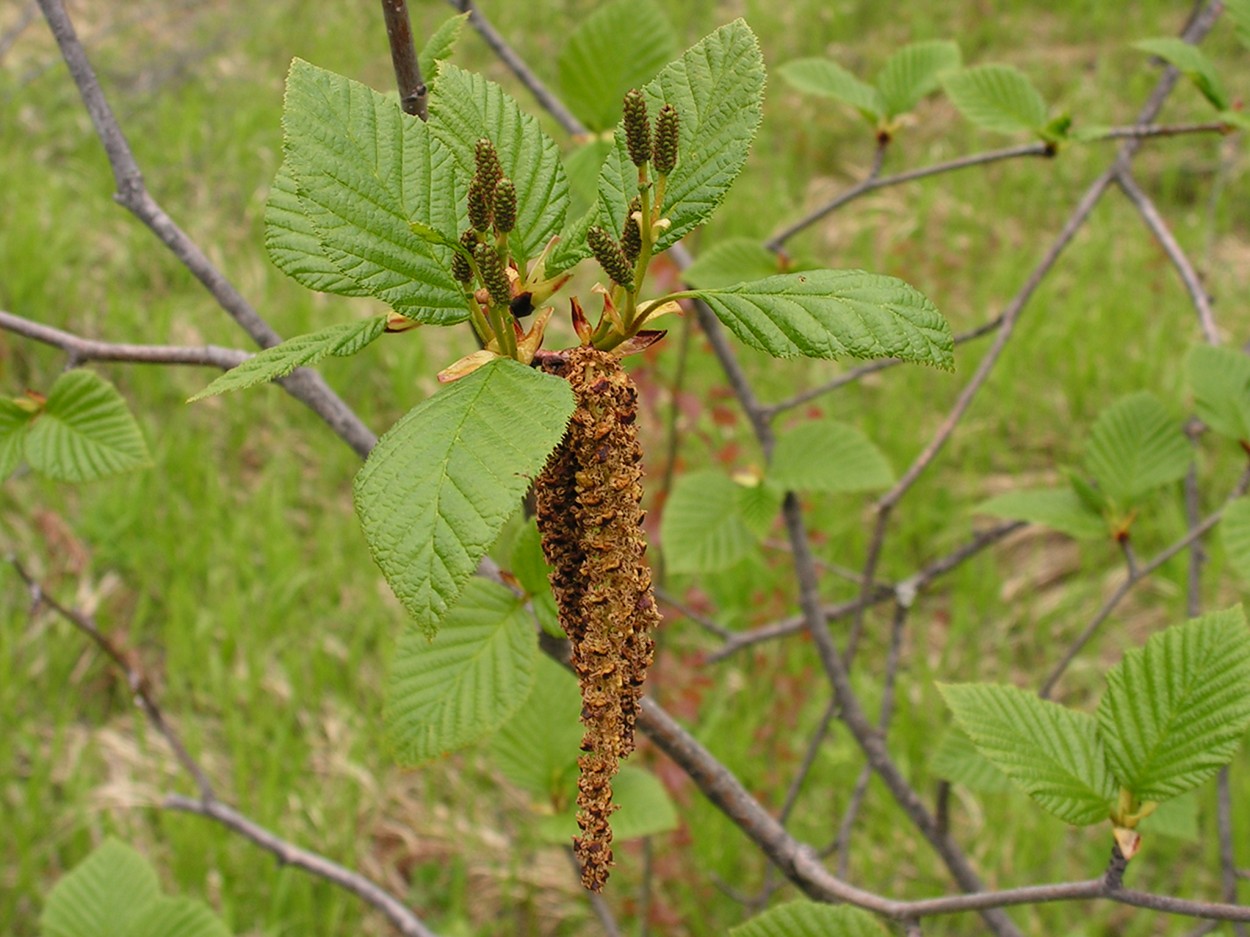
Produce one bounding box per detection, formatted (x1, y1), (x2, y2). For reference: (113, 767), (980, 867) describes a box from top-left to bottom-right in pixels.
(451, 229), (476, 284)
(467, 175), (493, 233)
(492, 178), (517, 235)
(652, 104), (679, 175)
(620, 196), (642, 266)
(473, 137), (503, 191)
(474, 241), (511, 307)
(622, 89), (651, 167)
(587, 226), (635, 292)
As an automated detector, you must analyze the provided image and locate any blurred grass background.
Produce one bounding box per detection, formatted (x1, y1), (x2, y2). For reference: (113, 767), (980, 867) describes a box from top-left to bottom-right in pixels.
(1, 0), (1248, 934)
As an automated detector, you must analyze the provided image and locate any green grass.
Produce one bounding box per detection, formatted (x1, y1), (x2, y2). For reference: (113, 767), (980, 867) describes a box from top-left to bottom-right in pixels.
(2, 1), (1249, 935)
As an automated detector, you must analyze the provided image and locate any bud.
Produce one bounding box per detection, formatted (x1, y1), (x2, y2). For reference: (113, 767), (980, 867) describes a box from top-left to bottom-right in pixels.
(451, 229), (476, 284)
(620, 196), (642, 265)
(493, 178), (517, 234)
(474, 241), (511, 307)
(467, 175), (493, 233)
(587, 226), (635, 291)
(473, 137), (503, 191)
(621, 89), (651, 167)
(652, 103), (679, 175)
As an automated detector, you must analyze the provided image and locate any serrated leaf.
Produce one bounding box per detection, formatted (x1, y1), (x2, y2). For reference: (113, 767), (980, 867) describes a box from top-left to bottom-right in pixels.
(691, 270), (953, 368)
(354, 359), (574, 635)
(24, 371), (151, 482)
(1098, 607), (1250, 800)
(131, 897), (231, 937)
(930, 727), (1015, 793)
(386, 578), (538, 764)
(661, 469), (766, 574)
(1221, 498), (1250, 582)
(490, 655), (582, 802)
(777, 58), (885, 122)
(730, 900), (888, 937)
(0, 398), (34, 480)
(975, 487), (1107, 540)
(1083, 391), (1191, 506)
(876, 40), (962, 117)
(418, 12), (469, 87)
(429, 63), (569, 264)
(1138, 789), (1199, 841)
(683, 238), (784, 289)
(556, 0), (678, 132)
(1133, 38), (1228, 110)
(508, 518), (561, 638)
(769, 419), (894, 494)
(1187, 344), (1250, 442)
(282, 59), (468, 324)
(597, 20), (765, 253)
(264, 160), (369, 296)
(939, 683), (1116, 825)
(941, 64), (1048, 135)
(41, 839), (162, 937)
(189, 316), (388, 401)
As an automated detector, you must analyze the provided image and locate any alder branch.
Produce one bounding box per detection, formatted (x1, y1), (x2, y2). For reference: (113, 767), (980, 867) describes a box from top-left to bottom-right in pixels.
(379, 0), (427, 119)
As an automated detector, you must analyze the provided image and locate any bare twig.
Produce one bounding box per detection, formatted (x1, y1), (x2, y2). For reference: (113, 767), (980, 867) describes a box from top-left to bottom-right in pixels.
(1089, 120), (1231, 140)
(380, 0), (428, 119)
(654, 586), (733, 641)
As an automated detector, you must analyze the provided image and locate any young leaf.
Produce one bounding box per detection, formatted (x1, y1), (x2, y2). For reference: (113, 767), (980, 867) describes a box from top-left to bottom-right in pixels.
(661, 469), (765, 574)
(683, 238), (785, 289)
(1083, 391), (1191, 506)
(768, 420), (894, 494)
(354, 359), (574, 635)
(975, 488), (1107, 540)
(729, 900), (888, 937)
(189, 316), (389, 401)
(428, 63), (569, 264)
(281, 59), (468, 324)
(556, 0), (678, 132)
(1220, 498), (1250, 583)
(777, 58), (885, 123)
(876, 40), (962, 117)
(1186, 344), (1250, 443)
(40, 839), (162, 937)
(597, 20), (765, 253)
(418, 12), (469, 87)
(690, 270), (953, 369)
(1097, 606), (1250, 801)
(939, 682), (1116, 825)
(129, 897), (231, 937)
(930, 727), (1015, 793)
(24, 371), (151, 483)
(941, 64), (1048, 135)
(386, 578), (538, 764)
(490, 655), (582, 801)
(1132, 38), (1228, 110)
(0, 398), (34, 480)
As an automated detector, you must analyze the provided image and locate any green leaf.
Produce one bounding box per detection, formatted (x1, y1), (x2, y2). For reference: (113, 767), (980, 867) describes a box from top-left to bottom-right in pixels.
(876, 40), (962, 117)
(418, 12), (470, 87)
(490, 655), (582, 802)
(1220, 498), (1250, 583)
(281, 59), (468, 324)
(354, 359), (574, 635)
(930, 727), (1015, 793)
(189, 316), (389, 401)
(1133, 38), (1228, 110)
(1187, 344), (1250, 442)
(386, 578), (538, 764)
(1138, 789), (1199, 841)
(941, 64), (1048, 135)
(508, 518), (561, 638)
(1083, 391), (1191, 506)
(1218, 109), (1250, 132)
(1226, 0), (1250, 48)
(556, 0), (678, 132)
(538, 764), (679, 844)
(730, 900), (888, 937)
(41, 839), (162, 937)
(975, 487), (1106, 540)
(683, 238), (785, 289)
(597, 20), (765, 253)
(939, 683), (1116, 825)
(777, 58), (884, 122)
(661, 469), (767, 574)
(264, 160), (369, 296)
(429, 63), (569, 264)
(545, 201), (597, 276)
(769, 420), (894, 494)
(130, 897), (231, 937)
(690, 270), (953, 369)
(0, 398), (34, 480)
(564, 138), (614, 218)
(24, 371), (151, 483)
(1097, 606), (1250, 801)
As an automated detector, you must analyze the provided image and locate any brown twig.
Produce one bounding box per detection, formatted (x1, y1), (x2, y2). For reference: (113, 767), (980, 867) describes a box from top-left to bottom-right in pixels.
(379, 0), (427, 119)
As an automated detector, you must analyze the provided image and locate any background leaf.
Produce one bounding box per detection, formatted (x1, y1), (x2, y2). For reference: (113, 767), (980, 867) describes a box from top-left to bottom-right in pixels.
(41, 839), (162, 937)
(1220, 498), (1250, 583)
(730, 900), (888, 937)
(876, 40), (962, 117)
(683, 238), (787, 289)
(189, 316), (388, 401)
(1227, 0), (1250, 48)
(564, 138), (614, 218)
(975, 487), (1107, 540)
(508, 518), (562, 638)
(1083, 391), (1191, 506)
(661, 469), (767, 574)
(1097, 607), (1250, 801)
(941, 64), (1048, 134)
(130, 897), (231, 937)
(418, 12), (469, 88)
(354, 360), (574, 635)
(777, 58), (884, 121)
(24, 371), (151, 482)
(539, 764), (680, 844)
(0, 398), (34, 480)
(768, 420), (894, 493)
(556, 0), (678, 132)
(597, 20), (765, 253)
(386, 578), (537, 764)
(1187, 344), (1250, 442)
(692, 270), (953, 368)
(1138, 789), (1199, 841)
(1133, 38), (1228, 109)
(939, 682), (1116, 825)
(490, 655), (582, 803)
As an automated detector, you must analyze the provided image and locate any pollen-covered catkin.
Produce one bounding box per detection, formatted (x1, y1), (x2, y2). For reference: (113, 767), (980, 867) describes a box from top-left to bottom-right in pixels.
(535, 346), (660, 892)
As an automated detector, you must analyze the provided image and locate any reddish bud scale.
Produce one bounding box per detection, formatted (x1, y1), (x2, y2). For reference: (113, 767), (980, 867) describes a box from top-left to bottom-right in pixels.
(622, 89), (651, 167)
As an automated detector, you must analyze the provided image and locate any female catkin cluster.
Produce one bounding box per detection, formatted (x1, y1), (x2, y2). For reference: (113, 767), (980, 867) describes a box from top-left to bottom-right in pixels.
(535, 346), (660, 891)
